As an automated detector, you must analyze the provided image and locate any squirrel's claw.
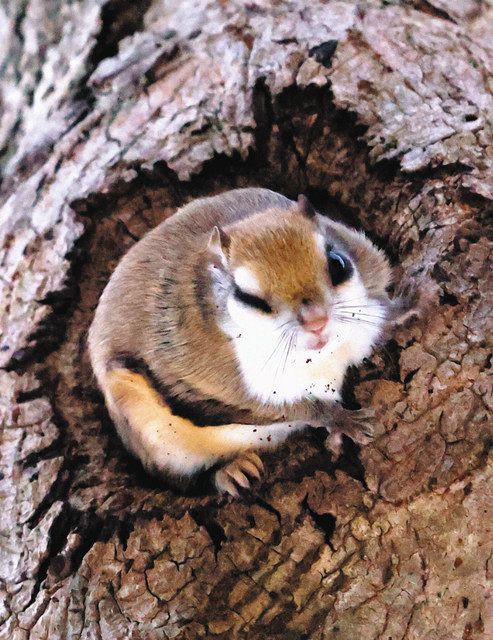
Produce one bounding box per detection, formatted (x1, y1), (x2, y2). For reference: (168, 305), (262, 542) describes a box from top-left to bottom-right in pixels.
(215, 452), (264, 497)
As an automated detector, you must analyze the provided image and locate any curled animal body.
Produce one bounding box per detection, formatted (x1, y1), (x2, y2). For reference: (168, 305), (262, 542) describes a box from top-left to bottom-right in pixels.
(89, 188), (426, 496)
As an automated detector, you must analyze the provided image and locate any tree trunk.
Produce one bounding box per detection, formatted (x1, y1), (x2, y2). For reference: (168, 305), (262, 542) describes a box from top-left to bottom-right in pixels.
(1, 1), (492, 638)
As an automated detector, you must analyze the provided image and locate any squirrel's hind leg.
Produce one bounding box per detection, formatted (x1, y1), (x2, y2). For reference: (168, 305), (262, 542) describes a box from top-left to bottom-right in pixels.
(102, 367), (307, 495)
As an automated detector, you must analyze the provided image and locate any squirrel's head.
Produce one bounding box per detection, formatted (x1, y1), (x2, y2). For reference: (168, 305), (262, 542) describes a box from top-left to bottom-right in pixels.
(208, 195), (392, 360)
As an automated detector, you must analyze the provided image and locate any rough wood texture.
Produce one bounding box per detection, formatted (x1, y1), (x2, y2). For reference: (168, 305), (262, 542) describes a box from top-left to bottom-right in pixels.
(1, 1), (492, 638)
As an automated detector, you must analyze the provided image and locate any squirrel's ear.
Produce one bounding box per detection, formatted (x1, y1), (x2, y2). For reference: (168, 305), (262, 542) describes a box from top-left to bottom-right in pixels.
(208, 226), (230, 268)
(297, 194), (317, 219)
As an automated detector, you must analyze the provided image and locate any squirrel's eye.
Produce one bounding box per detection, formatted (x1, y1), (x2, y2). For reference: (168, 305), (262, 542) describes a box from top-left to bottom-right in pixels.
(234, 285), (272, 314)
(327, 249), (353, 286)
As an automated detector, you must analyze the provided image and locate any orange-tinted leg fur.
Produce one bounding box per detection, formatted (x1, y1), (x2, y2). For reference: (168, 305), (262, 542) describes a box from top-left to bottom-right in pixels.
(103, 368), (306, 495)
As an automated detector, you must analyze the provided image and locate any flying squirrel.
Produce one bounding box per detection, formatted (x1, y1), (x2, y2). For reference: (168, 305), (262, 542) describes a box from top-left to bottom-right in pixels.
(88, 188), (428, 497)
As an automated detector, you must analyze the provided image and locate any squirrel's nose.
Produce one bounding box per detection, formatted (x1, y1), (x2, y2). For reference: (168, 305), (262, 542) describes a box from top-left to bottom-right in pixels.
(303, 316), (328, 334)
(299, 305), (329, 334)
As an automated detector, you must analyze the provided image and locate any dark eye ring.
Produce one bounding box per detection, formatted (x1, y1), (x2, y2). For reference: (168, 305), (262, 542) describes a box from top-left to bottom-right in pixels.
(327, 249), (353, 286)
(234, 285), (272, 314)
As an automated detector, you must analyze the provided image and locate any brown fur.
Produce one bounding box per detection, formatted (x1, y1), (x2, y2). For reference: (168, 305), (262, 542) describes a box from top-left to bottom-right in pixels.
(229, 209), (327, 307)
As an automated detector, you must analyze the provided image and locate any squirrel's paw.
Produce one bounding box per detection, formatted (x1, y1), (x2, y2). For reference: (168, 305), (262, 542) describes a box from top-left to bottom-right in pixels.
(388, 276), (439, 327)
(214, 452), (264, 498)
(326, 408), (375, 457)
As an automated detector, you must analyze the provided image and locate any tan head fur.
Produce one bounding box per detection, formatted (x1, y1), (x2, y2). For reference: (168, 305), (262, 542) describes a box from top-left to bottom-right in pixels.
(228, 208), (327, 309)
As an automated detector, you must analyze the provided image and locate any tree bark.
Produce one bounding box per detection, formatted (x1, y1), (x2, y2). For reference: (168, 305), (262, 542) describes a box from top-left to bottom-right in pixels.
(1, 1), (492, 638)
